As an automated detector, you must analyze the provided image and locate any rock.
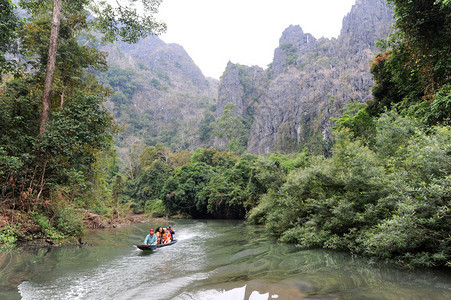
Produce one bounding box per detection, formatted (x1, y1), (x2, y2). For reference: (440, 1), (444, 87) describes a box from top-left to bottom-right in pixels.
(216, 0), (394, 154)
(83, 212), (106, 229)
(100, 34), (218, 160)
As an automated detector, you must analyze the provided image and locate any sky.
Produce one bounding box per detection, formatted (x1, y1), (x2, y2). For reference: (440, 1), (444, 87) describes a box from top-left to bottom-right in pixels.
(156, 0), (356, 79)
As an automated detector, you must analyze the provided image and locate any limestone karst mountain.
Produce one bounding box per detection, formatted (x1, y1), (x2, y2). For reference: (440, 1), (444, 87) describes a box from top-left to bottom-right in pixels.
(216, 0), (394, 154)
(104, 0), (393, 159)
(97, 35), (218, 165)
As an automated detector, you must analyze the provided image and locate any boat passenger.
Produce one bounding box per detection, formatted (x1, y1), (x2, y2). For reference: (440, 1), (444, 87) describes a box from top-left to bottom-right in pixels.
(168, 225), (175, 241)
(155, 226), (163, 244)
(162, 228), (172, 244)
(144, 228), (157, 245)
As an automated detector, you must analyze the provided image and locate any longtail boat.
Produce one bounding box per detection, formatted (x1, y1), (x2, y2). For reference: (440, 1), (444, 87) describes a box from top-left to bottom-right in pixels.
(136, 239), (177, 251)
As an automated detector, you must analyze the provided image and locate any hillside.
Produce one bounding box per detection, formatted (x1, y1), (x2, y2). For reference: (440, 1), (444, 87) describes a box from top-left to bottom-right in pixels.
(97, 35), (218, 167)
(217, 0), (394, 154)
(102, 0), (394, 158)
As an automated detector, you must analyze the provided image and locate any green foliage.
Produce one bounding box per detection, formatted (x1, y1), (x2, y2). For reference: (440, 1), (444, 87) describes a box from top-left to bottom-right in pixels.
(369, 1), (450, 120)
(0, 0), (142, 242)
(0, 147), (23, 178)
(125, 145), (170, 213)
(249, 113), (450, 268)
(199, 109), (216, 142)
(29, 211), (64, 240)
(53, 206), (83, 236)
(144, 198), (166, 215)
(139, 144), (168, 168)
(373, 111), (419, 158)
(214, 103), (248, 153)
(340, 0), (451, 267)
(97, 64), (141, 106)
(160, 151), (264, 219)
(281, 42), (298, 66)
(89, 0), (167, 44)
(147, 148), (311, 220)
(0, 0), (21, 76)
(161, 161), (215, 217)
(426, 85), (451, 125)
(0, 76), (40, 200)
(0, 76), (40, 152)
(200, 155), (260, 218)
(356, 125), (451, 267)
(387, 0), (450, 95)
(44, 91), (114, 153)
(368, 48), (420, 116)
(236, 64), (256, 97)
(0, 225), (19, 244)
(191, 148), (237, 169)
(150, 78), (160, 89)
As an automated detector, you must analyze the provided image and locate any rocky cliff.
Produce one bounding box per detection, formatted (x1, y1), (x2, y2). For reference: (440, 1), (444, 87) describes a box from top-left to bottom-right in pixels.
(98, 35), (218, 164)
(217, 0), (394, 154)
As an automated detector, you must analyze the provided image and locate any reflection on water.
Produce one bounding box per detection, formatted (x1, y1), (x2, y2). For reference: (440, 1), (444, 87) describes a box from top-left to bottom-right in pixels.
(0, 219), (450, 299)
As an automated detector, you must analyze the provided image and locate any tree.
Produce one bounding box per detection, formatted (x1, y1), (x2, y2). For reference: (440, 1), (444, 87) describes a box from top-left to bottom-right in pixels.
(0, 0), (20, 77)
(368, 1), (450, 122)
(386, 0), (450, 97)
(161, 162), (216, 218)
(24, 0), (167, 133)
(214, 103), (248, 153)
(39, 0), (62, 133)
(332, 102), (376, 146)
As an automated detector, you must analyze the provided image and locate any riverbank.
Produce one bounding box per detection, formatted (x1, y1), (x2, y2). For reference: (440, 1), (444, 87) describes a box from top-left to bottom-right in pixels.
(0, 208), (170, 247)
(83, 211), (151, 229)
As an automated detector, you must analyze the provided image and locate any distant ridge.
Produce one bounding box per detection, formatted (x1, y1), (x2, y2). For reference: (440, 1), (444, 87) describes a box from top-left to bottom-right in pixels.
(216, 0), (394, 154)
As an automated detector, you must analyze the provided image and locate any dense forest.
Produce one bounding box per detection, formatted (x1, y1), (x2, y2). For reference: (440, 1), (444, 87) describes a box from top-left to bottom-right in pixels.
(1, 0), (450, 269)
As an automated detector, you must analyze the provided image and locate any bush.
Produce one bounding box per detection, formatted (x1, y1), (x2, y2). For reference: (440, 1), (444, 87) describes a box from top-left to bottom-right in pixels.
(144, 199), (166, 216)
(0, 225), (19, 244)
(249, 117), (451, 267)
(54, 207), (83, 237)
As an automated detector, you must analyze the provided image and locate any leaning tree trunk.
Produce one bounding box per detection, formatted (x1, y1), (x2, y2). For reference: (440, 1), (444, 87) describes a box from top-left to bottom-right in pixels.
(39, 0), (62, 134)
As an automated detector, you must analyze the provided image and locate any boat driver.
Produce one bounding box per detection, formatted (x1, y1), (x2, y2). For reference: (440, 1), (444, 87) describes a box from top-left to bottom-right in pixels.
(144, 228), (158, 245)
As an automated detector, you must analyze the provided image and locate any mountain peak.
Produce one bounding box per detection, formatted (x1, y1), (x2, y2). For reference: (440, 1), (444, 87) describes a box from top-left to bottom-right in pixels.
(279, 25), (316, 48)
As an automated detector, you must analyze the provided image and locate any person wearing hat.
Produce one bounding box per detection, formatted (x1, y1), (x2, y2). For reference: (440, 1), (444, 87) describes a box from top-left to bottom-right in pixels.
(144, 228), (158, 245)
(168, 225), (175, 242)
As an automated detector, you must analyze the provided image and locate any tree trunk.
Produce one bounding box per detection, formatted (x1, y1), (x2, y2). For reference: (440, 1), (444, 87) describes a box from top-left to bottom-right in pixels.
(39, 0), (62, 134)
(60, 89), (65, 108)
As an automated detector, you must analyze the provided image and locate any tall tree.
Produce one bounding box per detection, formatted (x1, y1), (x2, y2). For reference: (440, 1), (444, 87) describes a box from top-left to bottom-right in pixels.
(32, 0), (166, 134)
(40, 0), (62, 133)
(214, 103), (248, 153)
(368, 0), (450, 119)
(387, 0), (450, 96)
(0, 0), (20, 77)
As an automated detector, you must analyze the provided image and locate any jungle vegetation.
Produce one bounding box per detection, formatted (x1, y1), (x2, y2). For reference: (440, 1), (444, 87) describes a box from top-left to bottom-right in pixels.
(1, 0), (450, 268)
(0, 0), (165, 244)
(126, 0), (451, 268)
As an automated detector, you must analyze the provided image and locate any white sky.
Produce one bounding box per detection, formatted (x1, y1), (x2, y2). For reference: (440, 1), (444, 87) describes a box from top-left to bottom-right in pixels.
(156, 0), (356, 79)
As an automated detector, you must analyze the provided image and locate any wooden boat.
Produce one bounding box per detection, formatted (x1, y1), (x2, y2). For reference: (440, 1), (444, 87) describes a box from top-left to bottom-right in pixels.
(136, 239), (177, 251)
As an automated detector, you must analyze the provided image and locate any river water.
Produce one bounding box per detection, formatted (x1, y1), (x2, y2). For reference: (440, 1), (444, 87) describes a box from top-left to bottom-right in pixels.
(1, 219), (450, 299)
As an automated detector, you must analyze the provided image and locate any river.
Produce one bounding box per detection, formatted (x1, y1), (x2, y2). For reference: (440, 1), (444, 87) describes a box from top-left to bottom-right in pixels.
(1, 219), (450, 299)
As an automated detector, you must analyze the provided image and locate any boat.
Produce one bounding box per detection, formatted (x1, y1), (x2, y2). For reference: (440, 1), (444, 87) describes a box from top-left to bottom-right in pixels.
(136, 239), (178, 251)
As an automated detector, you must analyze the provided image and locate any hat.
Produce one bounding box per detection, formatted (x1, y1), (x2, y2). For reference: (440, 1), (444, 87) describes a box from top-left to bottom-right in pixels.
(150, 228), (154, 232)
(168, 225), (172, 228)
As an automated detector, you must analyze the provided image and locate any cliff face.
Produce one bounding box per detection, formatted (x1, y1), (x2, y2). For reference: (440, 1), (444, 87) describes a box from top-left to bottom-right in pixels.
(99, 35), (218, 162)
(217, 0), (393, 154)
(216, 62), (266, 118)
